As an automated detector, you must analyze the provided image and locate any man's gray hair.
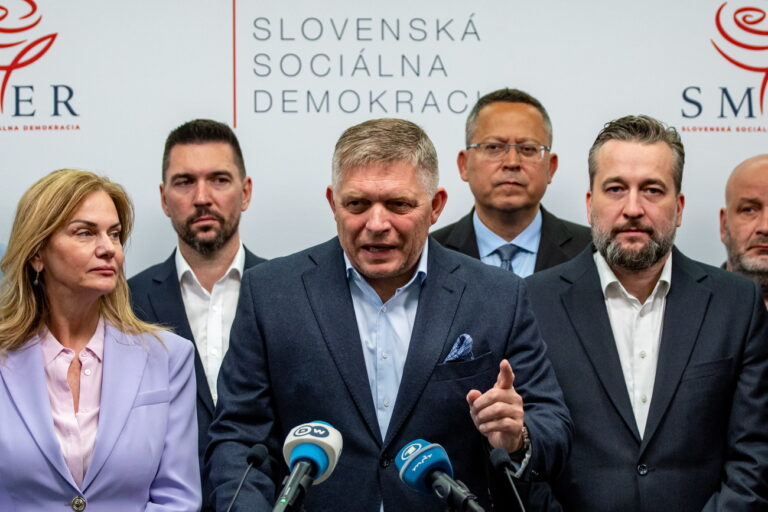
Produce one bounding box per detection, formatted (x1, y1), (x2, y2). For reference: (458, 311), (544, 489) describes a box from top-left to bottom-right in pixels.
(588, 115), (685, 192)
(332, 118), (439, 196)
(465, 88), (553, 146)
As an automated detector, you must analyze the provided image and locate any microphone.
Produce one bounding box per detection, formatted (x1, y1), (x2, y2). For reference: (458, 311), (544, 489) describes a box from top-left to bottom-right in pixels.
(395, 439), (485, 512)
(490, 448), (526, 512)
(273, 421), (343, 512)
(225, 444), (269, 512)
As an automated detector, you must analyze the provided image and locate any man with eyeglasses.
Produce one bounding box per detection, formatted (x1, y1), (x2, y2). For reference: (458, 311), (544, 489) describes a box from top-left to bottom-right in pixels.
(433, 88), (590, 276)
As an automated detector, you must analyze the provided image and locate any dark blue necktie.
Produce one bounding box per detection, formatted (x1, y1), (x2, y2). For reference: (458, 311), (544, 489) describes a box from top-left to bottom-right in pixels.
(495, 244), (518, 272)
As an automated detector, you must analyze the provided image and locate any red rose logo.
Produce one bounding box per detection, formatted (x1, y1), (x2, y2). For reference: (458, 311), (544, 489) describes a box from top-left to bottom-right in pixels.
(0, 0), (57, 113)
(712, 1), (768, 114)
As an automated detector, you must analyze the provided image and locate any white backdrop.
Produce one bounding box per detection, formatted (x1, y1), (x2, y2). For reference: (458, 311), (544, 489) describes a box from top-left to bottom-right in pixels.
(1, 0), (767, 276)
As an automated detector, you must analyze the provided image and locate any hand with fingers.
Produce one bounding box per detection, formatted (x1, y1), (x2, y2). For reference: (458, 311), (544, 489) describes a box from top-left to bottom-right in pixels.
(466, 359), (526, 453)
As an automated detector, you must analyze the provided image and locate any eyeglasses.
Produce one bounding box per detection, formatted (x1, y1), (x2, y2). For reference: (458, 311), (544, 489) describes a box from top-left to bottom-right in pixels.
(466, 142), (551, 162)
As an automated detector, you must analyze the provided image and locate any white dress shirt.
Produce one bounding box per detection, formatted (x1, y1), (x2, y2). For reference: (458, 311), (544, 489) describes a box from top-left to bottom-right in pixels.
(594, 251), (672, 437)
(176, 243), (245, 404)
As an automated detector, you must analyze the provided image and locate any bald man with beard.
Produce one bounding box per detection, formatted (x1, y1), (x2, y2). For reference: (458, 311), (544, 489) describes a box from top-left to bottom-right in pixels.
(721, 154), (768, 308)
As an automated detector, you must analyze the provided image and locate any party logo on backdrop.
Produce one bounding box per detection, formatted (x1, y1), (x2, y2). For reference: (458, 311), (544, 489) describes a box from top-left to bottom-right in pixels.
(680, 0), (768, 133)
(0, 0), (79, 132)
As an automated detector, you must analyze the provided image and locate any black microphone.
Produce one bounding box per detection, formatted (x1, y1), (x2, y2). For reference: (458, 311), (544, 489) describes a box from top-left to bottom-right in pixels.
(395, 439), (485, 512)
(225, 444), (269, 512)
(490, 448), (526, 512)
(273, 421), (343, 512)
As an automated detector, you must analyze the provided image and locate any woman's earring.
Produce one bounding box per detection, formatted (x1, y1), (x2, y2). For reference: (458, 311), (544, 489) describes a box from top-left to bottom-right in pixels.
(33, 270), (40, 286)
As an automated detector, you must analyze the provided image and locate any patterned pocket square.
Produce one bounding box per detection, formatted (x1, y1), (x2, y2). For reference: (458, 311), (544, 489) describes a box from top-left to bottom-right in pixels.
(444, 333), (474, 362)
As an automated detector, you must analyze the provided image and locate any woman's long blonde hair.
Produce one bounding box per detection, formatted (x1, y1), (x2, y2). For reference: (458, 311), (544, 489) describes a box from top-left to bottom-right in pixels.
(0, 169), (163, 352)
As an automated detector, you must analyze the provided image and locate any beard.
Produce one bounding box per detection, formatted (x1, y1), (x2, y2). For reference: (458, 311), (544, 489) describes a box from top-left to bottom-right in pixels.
(173, 207), (239, 257)
(725, 230), (768, 296)
(592, 218), (676, 271)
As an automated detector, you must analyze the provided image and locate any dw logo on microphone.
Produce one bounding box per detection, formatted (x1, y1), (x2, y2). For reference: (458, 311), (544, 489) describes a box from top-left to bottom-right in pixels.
(294, 424), (330, 438)
(400, 442), (422, 461)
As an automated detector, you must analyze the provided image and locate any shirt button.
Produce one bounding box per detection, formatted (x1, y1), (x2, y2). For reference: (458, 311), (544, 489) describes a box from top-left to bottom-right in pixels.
(83, 369), (92, 376)
(71, 495), (87, 511)
(384, 399), (391, 407)
(381, 306), (387, 313)
(640, 395), (648, 403)
(382, 353), (389, 359)
(639, 351), (647, 359)
(637, 464), (648, 476)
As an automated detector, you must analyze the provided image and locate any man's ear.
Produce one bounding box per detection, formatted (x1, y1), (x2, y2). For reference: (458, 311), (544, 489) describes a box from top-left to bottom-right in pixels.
(430, 188), (448, 225)
(326, 186), (337, 214)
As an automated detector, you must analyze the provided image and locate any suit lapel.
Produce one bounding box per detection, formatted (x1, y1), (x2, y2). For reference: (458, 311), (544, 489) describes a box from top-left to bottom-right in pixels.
(302, 240), (383, 444)
(640, 250), (711, 453)
(149, 254), (214, 416)
(82, 326), (147, 490)
(534, 207), (570, 272)
(560, 250), (641, 441)
(383, 241), (465, 450)
(0, 339), (79, 489)
(442, 210), (480, 258)
(148, 255), (194, 341)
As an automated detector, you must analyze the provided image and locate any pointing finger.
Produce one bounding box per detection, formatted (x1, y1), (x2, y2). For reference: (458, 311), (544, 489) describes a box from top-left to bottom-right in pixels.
(495, 359), (515, 390)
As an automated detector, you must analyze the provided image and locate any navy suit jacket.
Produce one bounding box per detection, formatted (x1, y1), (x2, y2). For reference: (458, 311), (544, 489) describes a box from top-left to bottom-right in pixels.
(431, 206), (591, 273)
(525, 246), (768, 512)
(128, 247), (266, 512)
(206, 237), (572, 511)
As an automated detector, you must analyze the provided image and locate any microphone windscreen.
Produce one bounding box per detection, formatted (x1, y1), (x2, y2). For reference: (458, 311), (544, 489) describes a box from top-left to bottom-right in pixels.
(282, 421), (343, 484)
(247, 444), (269, 467)
(395, 439), (453, 494)
(489, 447), (513, 472)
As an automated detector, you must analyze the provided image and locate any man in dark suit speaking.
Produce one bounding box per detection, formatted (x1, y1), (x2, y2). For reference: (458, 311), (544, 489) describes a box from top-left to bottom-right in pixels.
(433, 89), (590, 275)
(207, 118), (571, 511)
(129, 119), (266, 512)
(526, 115), (768, 511)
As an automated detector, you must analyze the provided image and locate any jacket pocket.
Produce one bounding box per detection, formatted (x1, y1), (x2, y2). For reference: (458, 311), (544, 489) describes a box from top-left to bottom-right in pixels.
(432, 351), (495, 382)
(681, 358), (733, 382)
(132, 389), (170, 407)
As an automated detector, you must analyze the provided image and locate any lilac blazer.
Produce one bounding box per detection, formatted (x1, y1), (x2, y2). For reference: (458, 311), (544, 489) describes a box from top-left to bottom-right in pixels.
(0, 325), (201, 512)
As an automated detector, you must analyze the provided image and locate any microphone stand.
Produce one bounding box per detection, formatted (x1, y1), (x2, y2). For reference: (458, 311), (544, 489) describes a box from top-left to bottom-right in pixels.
(431, 474), (485, 512)
(272, 461), (314, 512)
(489, 448), (526, 512)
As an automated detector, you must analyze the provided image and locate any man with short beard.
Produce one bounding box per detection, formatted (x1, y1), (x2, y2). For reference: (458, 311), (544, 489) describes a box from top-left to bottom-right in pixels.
(720, 154), (768, 308)
(524, 115), (768, 511)
(129, 119), (266, 512)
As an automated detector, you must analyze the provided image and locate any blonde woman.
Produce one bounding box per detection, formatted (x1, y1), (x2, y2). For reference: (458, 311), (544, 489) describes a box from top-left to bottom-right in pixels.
(0, 170), (200, 511)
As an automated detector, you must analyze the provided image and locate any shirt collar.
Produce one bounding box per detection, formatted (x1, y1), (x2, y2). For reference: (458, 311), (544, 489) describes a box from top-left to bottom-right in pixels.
(594, 250), (673, 301)
(40, 317), (106, 365)
(473, 209), (542, 258)
(344, 241), (429, 292)
(175, 241), (245, 285)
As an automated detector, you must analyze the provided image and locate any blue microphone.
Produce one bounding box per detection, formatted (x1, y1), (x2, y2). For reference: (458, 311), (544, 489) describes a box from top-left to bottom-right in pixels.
(273, 421), (343, 512)
(396, 439), (485, 512)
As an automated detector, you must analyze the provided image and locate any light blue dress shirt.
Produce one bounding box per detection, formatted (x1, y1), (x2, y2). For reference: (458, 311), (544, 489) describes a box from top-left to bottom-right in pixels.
(474, 209), (542, 277)
(344, 243), (428, 439)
